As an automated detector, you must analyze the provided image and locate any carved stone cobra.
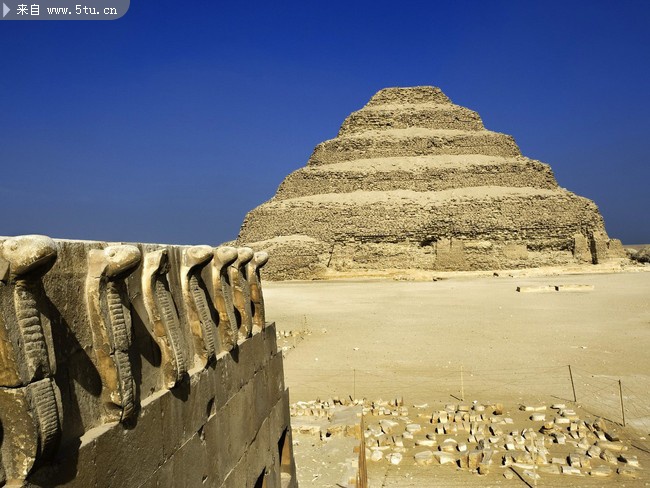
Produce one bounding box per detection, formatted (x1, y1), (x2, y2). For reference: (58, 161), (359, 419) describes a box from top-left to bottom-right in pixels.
(228, 247), (254, 342)
(142, 249), (187, 388)
(180, 246), (217, 367)
(86, 245), (141, 423)
(246, 251), (269, 334)
(0, 235), (61, 481)
(211, 247), (238, 353)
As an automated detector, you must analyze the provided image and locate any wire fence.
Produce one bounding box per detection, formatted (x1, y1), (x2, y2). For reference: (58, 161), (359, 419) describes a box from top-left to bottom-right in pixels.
(286, 364), (650, 438)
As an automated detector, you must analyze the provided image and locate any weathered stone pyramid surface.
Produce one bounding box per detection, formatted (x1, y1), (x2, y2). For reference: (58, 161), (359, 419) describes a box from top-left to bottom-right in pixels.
(238, 87), (624, 280)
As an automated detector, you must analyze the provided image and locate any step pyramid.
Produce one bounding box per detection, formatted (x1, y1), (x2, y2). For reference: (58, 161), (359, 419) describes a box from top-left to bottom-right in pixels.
(237, 86), (624, 279)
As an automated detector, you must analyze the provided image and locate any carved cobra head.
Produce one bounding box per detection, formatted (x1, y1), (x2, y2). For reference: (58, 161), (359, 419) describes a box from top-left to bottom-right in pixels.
(103, 245), (141, 278)
(0, 235), (58, 276)
(183, 245), (213, 268)
(214, 246), (238, 269)
(235, 247), (254, 267)
(252, 251), (269, 269)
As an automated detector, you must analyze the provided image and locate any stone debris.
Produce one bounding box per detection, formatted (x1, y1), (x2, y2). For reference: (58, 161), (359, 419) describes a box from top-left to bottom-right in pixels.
(556, 284), (595, 292)
(432, 451), (456, 465)
(523, 469), (541, 480)
(619, 454), (640, 467)
(370, 450), (383, 462)
(387, 452), (402, 465)
(276, 328), (311, 355)
(406, 423), (421, 434)
(591, 465), (614, 477)
(290, 398), (644, 482)
(413, 450), (434, 466)
(618, 467), (639, 478)
(562, 465), (583, 475)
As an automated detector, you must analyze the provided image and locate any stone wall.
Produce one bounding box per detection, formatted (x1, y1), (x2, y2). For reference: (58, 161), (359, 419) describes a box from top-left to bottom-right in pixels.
(0, 235), (296, 488)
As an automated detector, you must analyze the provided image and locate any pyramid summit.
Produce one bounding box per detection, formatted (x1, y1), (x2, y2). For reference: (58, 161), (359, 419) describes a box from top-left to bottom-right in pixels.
(237, 86), (624, 279)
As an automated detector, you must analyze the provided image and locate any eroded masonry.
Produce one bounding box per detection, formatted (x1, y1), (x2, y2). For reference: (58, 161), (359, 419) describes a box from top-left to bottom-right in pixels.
(0, 235), (296, 488)
(238, 86), (625, 279)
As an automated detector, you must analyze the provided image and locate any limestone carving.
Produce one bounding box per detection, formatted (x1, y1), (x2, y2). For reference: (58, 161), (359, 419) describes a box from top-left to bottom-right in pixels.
(246, 251), (269, 334)
(181, 245), (218, 366)
(237, 86), (625, 279)
(229, 247), (254, 341)
(0, 235), (61, 481)
(211, 246), (239, 352)
(86, 244), (141, 422)
(142, 249), (187, 388)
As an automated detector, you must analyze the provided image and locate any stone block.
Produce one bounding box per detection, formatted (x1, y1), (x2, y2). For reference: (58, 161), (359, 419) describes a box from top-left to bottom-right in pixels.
(93, 398), (164, 488)
(219, 448), (249, 488)
(590, 232), (610, 264)
(573, 233), (592, 263)
(170, 431), (208, 488)
(246, 417), (272, 486)
(503, 243), (528, 260)
(268, 390), (291, 443)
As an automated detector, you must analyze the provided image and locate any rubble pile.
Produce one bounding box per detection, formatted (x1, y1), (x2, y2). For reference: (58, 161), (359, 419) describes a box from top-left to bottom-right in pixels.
(290, 398), (643, 482)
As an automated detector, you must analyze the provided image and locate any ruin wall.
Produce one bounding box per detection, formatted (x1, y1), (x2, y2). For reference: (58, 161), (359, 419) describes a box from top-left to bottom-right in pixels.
(0, 235), (296, 488)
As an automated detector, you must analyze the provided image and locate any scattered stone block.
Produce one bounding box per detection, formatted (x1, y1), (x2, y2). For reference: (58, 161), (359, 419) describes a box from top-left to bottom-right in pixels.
(414, 450), (434, 466)
(600, 449), (618, 464)
(468, 450), (483, 470)
(415, 438), (435, 447)
(587, 444), (601, 458)
(556, 284), (594, 292)
(561, 465), (582, 475)
(516, 285), (556, 293)
(387, 452), (402, 465)
(597, 440), (626, 452)
(440, 438), (458, 452)
(590, 465), (613, 477)
(619, 454), (639, 467)
(540, 464), (562, 474)
(523, 469), (541, 480)
(432, 451), (456, 465)
(370, 450), (383, 462)
(380, 419), (400, 435)
(553, 433), (566, 445)
(618, 467), (639, 478)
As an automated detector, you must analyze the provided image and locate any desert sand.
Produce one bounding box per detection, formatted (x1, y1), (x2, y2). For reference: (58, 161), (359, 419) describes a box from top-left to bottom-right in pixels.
(265, 265), (650, 486)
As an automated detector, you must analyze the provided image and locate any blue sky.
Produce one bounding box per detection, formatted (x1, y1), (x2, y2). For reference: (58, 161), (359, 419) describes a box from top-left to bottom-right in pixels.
(1, 1), (648, 244)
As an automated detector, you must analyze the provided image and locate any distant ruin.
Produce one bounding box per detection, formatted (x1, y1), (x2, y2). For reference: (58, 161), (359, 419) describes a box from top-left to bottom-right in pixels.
(0, 235), (296, 487)
(238, 86), (624, 280)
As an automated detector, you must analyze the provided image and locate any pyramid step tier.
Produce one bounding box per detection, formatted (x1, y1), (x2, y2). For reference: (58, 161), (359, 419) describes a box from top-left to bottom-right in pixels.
(240, 187), (605, 245)
(275, 156), (557, 200)
(366, 86), (452, 107)
(308, 129), (521, 166)
(338, 103), (485, 136)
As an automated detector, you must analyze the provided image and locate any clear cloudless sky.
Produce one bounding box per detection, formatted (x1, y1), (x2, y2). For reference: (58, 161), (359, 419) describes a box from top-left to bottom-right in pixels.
(1, 1), (648, 245)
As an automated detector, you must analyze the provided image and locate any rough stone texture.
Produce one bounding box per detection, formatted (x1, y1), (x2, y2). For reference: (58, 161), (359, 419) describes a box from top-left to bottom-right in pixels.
(238, 86), (624, 280)
(0, 236), (296, 488)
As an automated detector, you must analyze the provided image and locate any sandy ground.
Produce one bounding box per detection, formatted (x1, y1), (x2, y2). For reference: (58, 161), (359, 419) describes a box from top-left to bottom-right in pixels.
(264, 266), (650, 486)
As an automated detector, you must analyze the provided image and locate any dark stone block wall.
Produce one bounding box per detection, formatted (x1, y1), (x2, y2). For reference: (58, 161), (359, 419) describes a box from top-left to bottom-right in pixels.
(0, 236), (296, 488)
